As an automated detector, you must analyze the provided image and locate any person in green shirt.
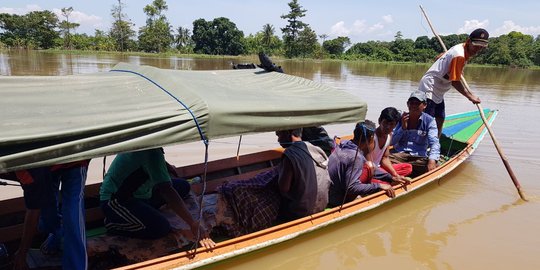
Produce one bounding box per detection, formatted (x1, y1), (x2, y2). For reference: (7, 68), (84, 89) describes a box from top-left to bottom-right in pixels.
(99, 148), (214, 249)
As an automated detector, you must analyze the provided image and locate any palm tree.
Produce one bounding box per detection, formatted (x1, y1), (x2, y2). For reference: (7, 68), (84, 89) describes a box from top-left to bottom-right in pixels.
(262, 24), (274, 49)
(175, 26), (191, 49)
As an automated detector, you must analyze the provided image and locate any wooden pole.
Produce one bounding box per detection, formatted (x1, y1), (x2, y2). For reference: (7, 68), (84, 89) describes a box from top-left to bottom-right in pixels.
(419, 5), (527, 201)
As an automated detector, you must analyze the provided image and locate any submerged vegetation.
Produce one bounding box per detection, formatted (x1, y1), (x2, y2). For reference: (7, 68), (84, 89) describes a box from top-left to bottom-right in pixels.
(1, 0), (540, 68)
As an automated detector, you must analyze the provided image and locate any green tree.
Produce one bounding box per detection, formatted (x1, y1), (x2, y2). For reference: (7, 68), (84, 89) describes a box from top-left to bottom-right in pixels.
(261, 24), (274, 49)
(322, 36), (351, 56)
(70, 33), (93, 50)
(429, 34), (467, 53)
(59, 7), (80, 49)
(138, 0), (173, 53)
(297, 25), (319, 58)
(244, 30), (282, 56)
(346, 41), (394, 61)
(319, 34), (329, 43)
(390, 31), (415, 61)
(478, 31), (534, 67)
(191, 17), (245, 55)
(174, 26), (193, 53)
(110, 0), (135, 51)
(0, 11), (59, 49)
(260, 24), (282, 54)
(533, 35), (540, 66)
(93, 29), (115, 51)
(280, 0), (308, 58)
(414, 36), (431, 49)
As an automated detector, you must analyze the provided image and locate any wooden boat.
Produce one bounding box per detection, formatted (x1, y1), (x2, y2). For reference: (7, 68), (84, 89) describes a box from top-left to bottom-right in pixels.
(0, 109), (497, 269)
(111, 109), (497, 269)
(0, 63), (496, 269)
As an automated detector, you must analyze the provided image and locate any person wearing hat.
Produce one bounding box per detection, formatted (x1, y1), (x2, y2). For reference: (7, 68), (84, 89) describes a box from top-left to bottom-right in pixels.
(417, 28), (489, 137)
(390, 91), (440, 177)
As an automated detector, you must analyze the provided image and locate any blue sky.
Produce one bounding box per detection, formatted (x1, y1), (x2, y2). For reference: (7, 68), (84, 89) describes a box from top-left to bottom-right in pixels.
(1, 0), (539, 43)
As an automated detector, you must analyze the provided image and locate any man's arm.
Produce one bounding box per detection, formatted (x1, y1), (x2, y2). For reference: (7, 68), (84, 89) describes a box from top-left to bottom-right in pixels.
(427, 117), (441, 171)
(451, 80), (481, 104)
(13, 209), (40, 270)
(391, 122), (404, 146)
(154, 182), (215, 248)
(344, 155), (381, 197)
(380, 148), (398, 178)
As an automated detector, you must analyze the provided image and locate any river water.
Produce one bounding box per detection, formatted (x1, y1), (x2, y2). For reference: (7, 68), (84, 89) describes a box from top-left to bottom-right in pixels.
(1, 50), (539, 270)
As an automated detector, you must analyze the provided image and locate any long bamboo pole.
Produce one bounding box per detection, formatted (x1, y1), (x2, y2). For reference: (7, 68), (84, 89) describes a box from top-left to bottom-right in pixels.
(419, 5), (527, 201)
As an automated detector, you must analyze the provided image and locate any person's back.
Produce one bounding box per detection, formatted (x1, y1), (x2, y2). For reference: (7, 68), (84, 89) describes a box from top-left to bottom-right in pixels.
(279, 141), (318, 219)
(275, 129), (318, 221)
(304, 142), (330, 213)
(301, 126), (335, 156)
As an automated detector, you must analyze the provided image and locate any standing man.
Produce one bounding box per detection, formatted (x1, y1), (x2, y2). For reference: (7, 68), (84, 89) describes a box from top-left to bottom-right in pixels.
(418, 28), (489, 136)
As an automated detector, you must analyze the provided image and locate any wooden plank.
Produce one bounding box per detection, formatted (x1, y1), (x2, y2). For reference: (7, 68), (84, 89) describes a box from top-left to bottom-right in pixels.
(176, 149), (282, 178)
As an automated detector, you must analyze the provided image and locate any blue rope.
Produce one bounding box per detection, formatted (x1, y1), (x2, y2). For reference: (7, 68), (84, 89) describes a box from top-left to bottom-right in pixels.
(110, 68), (208, 144)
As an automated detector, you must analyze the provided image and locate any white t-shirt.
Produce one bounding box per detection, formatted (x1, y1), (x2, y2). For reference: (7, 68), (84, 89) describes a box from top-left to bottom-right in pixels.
(372, 133), (391, 167)
(418, 43), (467, 104)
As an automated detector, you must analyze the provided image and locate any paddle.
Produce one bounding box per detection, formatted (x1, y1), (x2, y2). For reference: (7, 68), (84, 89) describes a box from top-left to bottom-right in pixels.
(419, 5), (527, 201)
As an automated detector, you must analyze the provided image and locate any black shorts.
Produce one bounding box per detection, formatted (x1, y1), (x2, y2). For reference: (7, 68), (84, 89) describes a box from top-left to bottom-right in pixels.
(424, 99), (445, 119)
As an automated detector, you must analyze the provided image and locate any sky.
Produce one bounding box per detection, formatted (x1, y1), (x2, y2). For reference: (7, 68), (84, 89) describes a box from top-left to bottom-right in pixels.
(1, 0), (540, 43)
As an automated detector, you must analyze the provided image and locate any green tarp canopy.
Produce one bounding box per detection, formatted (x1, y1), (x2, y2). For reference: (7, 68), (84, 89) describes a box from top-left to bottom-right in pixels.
(0, 63), (367, 173)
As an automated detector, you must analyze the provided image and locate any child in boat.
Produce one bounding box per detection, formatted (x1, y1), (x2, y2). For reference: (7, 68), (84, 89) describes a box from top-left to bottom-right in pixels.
(360, 107), (412, 185)
(99, 148), (215, 249)
(328, 121), (395, 208)
(390, 91), (440, 176)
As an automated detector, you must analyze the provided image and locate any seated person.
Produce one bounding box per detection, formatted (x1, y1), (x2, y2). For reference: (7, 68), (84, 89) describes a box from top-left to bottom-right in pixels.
(301, 126), (335, 156)
(390, 91), (440, 177)
(217, 168), (280, 237)
(276, 128), (328, 221)
(99, 148), (215, 249)
(216, 129), (329, 235)
(366, 107), (412, 184)
(328, 121), (395, 208)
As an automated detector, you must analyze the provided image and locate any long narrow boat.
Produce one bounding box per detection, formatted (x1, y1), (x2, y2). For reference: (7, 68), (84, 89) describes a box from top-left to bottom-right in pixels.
(104, 109), (496, 270)
(0, 63), (496, 269)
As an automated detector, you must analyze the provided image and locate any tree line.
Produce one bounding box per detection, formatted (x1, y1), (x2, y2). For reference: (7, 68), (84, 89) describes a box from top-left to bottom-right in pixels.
(1, 0), (540, 68)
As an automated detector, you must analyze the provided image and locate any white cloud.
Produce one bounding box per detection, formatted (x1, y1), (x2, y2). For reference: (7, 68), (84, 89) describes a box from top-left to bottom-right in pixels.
(493, 20), (540, 37)
(457, 19), (490, 34)
(330, 21), (350, 36)
(52, 8), (104, 34)
(351, 20), (367, 34)
(330, 15), (392, 36)
(52, 8), (104, 29)
(0, 5), (104, 34)
(382, 15), (393, 24)
(0, 4), (42, 14)
(368, 23), (384, 33)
